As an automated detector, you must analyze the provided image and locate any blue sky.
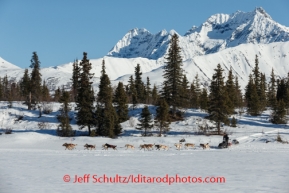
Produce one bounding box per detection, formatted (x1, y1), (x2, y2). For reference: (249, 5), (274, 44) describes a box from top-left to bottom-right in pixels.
(0, 0), (289, 68)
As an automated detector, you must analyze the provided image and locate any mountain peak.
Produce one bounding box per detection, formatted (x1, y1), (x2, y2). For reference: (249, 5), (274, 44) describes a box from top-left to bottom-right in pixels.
(169, 29), (179, 36)
(205, 13), (230, 25)
(129, 28), (149, 34)
(107, 27), (169, 59)
(0, 57), (21, 70)
(254, 7), (272, 19)
(124, 28), (151, 38)
(159, 29), (168, 36)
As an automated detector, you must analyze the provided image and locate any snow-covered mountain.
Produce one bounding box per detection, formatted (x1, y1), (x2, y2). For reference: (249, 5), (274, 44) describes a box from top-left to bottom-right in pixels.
(107, 7), (289, 61)
(0, 57), (21, 70)
(116, 42), (289, 89)
(1, 7), (289, 92)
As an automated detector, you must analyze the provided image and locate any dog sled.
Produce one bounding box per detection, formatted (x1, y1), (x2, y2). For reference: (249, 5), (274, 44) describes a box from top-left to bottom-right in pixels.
(218, 141), (228, 149)
(218, 139), (239, 149)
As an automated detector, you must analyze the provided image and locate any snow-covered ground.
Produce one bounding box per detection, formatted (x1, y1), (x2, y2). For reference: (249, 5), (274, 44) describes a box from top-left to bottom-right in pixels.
(0, 102), (289, 193)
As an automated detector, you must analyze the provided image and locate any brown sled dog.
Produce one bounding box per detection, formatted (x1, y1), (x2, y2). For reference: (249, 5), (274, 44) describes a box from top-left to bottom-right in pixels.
(125, 144), (135, 150)
(63, 143), (77, 150)
(200, 143), (210, 149)
(102, 143), (117, 150)
(84, 143), (96, 150)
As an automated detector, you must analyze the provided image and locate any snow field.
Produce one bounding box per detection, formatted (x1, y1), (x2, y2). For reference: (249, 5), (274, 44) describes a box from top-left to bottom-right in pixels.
(0, 102), (289, 192)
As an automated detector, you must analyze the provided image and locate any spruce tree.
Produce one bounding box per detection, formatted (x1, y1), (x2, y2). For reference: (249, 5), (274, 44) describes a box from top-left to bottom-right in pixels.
(30, 52), (42, 104)
(234, 76), (243, 109)
(259, 73), (267, 110)
(96, 59), (122, 137)
(180, 75), (190, 108)
(230, 117), (237, 127)
(208, 64), (230, 134)
(286, 78), (289, 109)
(253, 55), (261, 89)
(145, 77), (151, 104)
(199, 87), (208, 111)
(97, 59), (112, 105)
(245, 74), (261, 116)
(267, 69), (277, 108)
(96, 103), (121, 138)
(134, 64), (145, 103)
(125, 84), (129, 96)
(136, 105), (153, 136)
(245, 75), (253, 109)
(277, 78), (289, 109)
(189, 83), (196, 108)
(20, 69), (31, 109)
(128, 75), (137, 109)
(225, 67), (235, 114)
(190, 74), (201, 109)
(6, 81), (12, 107)
(76, 52), (95, 136)
(57, 90), (74, 137)
(151, 84), (159, 105)
(113, 82), (129, 123)
(10, 82), (21, 102)
(2, 75), (9, 101)
(42, 80), (50, 102)
(7, 84), (13, 108)
(71, 59), (80, 102)
(247, 54), (265, 113)
(249, 84), (261, 116)
(162, 33), (184, 116)
(155, 99), (170, 136)
(271, 100), (286, 124)
(161, 82), (170, 104)
(54, 87), (62, 102)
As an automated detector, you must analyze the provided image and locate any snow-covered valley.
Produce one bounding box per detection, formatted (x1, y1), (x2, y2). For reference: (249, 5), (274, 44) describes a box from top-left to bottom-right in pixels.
(0, 102), (288, 192)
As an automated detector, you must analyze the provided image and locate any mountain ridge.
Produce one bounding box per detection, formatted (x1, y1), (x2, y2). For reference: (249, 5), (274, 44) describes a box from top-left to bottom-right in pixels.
(107, 7), (289, 60)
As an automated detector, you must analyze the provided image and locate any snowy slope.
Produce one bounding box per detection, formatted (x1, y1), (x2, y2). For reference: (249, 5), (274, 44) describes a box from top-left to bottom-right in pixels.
(0, 57), (162, 91)
(0, 57), (21, 70)
(116, 42), (289, 90)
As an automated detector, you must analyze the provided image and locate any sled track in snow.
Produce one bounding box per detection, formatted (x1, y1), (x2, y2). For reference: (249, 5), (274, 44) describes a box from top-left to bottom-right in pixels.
(235, 129), (285, 145)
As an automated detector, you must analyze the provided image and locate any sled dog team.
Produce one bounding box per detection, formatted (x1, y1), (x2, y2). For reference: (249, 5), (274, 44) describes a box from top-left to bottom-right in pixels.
(62, 142), (211, 150)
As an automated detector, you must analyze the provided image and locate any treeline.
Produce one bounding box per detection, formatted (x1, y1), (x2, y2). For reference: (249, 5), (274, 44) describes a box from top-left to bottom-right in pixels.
(0, 52), (50, 108)
(245, 56), (289, 124)
(1, 35), (289, 137)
